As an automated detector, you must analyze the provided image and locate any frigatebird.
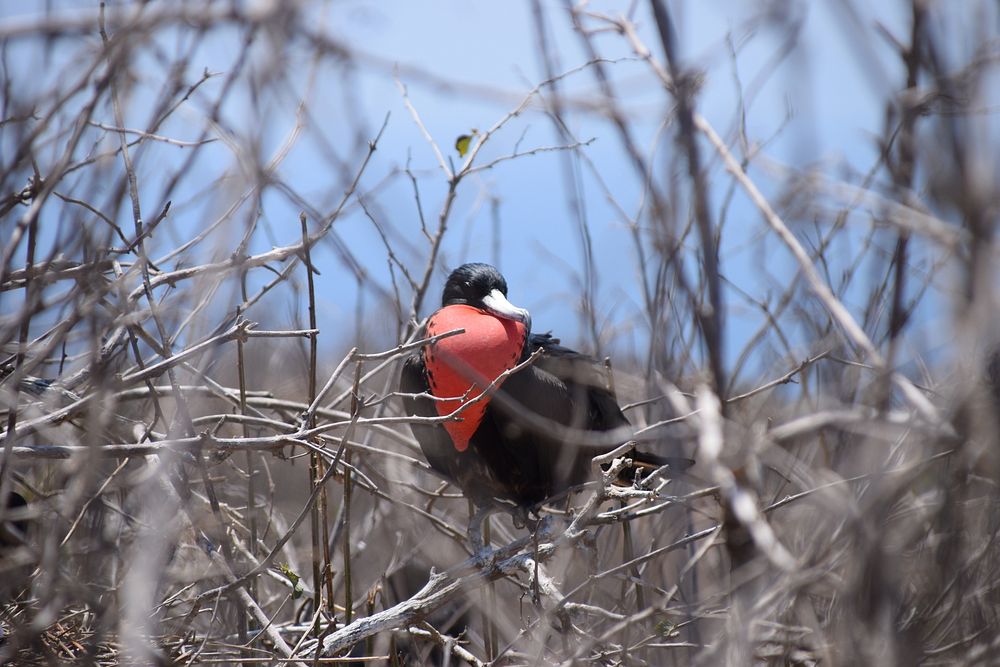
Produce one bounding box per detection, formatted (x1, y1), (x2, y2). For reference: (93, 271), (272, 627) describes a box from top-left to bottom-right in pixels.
(400, 263), (691, 511)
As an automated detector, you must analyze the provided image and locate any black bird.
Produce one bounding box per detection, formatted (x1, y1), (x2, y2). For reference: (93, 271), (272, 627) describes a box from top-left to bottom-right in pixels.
(400, 263), (691, 510)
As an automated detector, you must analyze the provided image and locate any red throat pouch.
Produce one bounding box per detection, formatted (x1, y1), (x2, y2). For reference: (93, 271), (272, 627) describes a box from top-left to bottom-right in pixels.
(424, 305), (528, 451)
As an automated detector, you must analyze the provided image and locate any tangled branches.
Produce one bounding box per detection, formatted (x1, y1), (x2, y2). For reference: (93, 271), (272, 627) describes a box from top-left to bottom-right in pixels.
(2, 1), (1000, 665)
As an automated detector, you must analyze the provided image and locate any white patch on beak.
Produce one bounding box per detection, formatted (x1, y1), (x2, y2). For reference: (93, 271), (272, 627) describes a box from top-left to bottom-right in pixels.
(481, 289), (531, 332)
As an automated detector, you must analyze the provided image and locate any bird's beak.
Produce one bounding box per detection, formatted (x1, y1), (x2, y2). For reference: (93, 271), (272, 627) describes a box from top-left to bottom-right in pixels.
(481, 289), (531, 333)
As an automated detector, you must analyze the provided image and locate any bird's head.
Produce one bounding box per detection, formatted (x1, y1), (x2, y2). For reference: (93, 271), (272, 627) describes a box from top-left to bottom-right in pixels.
(442, 263), (531, 332)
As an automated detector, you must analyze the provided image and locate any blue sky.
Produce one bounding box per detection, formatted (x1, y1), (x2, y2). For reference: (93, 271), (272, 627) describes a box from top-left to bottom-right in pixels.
(260, 0), (914, 367)
(8, 0), (981, 386)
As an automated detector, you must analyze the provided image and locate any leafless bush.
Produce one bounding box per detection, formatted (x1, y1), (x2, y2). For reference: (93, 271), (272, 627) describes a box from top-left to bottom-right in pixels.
(2, 1), (999, 665)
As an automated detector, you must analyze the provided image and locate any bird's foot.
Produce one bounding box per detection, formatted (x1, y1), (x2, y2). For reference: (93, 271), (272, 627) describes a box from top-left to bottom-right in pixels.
(466, 505), (495, 564)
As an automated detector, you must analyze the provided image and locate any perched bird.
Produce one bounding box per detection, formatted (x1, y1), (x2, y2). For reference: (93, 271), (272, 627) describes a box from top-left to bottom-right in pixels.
(454, 129), (478, 158)
(400, 263), (692, 511)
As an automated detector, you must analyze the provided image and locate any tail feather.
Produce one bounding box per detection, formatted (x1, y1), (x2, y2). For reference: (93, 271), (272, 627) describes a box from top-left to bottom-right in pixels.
(633, 451), (695, 472)
(601, 446), (695, 486)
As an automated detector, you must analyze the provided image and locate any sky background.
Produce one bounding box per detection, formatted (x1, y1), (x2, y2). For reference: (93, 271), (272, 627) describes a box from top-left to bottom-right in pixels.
(272, 0), (905, 352)
(266, 0), (921, 368)
(6, 0), (993, 387)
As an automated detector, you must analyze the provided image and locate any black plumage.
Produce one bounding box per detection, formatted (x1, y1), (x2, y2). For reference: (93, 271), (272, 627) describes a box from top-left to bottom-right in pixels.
(400, 263), (690, 509)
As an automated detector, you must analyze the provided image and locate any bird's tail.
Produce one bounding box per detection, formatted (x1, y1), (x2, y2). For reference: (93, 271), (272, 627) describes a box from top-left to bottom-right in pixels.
(603, 445), (695, 485)
(633, 451), (696, 472)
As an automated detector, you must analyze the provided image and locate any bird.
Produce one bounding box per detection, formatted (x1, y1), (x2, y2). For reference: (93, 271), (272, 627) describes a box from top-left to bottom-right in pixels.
(454, 129), (478, 158)
(400, 262), (692, 513)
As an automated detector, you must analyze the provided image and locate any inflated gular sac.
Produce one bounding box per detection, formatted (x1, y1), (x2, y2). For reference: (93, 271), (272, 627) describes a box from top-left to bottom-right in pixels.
(424, 304), (527, 451)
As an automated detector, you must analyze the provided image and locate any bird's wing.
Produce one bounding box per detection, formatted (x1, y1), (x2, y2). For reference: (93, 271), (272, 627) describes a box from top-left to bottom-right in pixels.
(468, 334), (632, 497)
(526, 333), (631, 433)
(524, 334), (694, 474)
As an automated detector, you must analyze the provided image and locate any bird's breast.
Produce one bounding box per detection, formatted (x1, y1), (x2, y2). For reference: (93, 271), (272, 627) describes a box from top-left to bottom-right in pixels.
(424, 305), (527, 451)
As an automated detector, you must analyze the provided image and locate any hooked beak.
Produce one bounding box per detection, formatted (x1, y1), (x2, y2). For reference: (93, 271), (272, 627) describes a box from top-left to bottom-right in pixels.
(481, 289), (531, 333)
